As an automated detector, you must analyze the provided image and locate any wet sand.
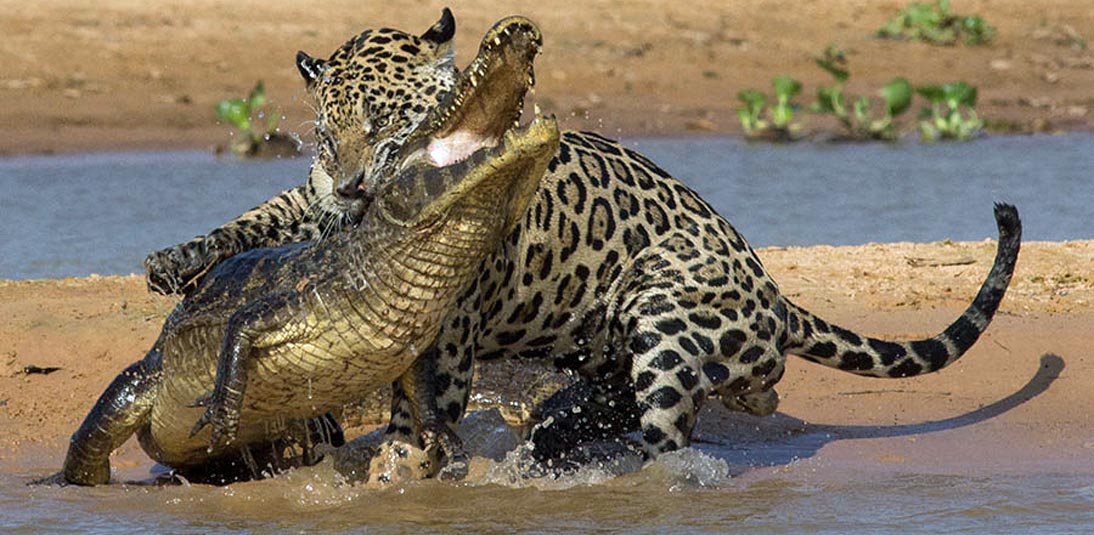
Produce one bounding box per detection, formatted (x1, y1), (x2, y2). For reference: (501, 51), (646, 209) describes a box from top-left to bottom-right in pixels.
(2, 239), (1092, 477)
(2, 0), (1094, 155)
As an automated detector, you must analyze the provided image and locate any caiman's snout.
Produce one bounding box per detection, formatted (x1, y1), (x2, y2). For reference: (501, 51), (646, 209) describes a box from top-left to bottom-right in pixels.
(372, 15), (551, 231)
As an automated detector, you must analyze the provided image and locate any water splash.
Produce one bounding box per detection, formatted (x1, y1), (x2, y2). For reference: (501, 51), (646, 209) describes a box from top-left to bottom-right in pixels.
(642, 448), (732, 490)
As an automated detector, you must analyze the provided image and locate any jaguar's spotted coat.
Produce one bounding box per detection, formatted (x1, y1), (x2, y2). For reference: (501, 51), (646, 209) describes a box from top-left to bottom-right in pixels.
(383, 127), (1020, 459)
(146, 11), (1022, 464)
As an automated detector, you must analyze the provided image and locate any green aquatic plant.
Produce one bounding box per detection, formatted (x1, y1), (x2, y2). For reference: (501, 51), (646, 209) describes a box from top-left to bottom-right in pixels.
(736, 75), (803, 141)
(215, 81), (300, 158)
(915, 81), (984, 141)
(877, 0), (996, 46)
(811, 45), (912, 141)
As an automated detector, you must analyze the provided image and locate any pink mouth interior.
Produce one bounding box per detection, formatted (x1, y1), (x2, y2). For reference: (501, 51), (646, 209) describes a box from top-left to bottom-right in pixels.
(426, 131), (497, 167)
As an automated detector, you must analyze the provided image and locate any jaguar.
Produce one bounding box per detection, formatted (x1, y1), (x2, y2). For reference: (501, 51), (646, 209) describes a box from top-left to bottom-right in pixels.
(145, 10), (1022, 469)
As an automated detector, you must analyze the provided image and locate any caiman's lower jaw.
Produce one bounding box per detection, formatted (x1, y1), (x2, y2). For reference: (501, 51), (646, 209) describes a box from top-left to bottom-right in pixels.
(401, 16), (543, 170)
(410, 112), (558, 229)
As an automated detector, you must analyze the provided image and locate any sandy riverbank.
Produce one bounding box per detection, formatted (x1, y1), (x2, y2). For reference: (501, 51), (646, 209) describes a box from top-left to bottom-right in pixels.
(2, 239), (1091, 475)
(2, 0), (1094, 155)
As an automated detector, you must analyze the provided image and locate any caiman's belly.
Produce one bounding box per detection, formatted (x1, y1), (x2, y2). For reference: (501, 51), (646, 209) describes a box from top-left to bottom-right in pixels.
(146, 334), (421, 467)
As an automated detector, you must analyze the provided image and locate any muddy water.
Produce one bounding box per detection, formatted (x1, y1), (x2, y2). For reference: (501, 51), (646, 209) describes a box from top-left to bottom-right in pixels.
(4, 404), (1093, 534)
(2, 134), (1093, 279)
(5, 356), (1092, 534)
(5, 470), (1090, 534)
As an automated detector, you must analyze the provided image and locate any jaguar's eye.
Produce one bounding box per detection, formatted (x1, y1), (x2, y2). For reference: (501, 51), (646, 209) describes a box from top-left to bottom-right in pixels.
(376, 116), (391, 128)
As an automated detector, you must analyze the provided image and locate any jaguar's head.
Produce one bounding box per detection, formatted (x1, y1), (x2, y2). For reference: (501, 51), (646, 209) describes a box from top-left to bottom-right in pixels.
(297, 9), (542, 232)
(297, 8), (458, 225)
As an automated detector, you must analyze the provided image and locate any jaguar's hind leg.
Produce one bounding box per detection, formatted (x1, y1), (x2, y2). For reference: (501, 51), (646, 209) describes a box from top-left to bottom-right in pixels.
(527, 378), (640, 462)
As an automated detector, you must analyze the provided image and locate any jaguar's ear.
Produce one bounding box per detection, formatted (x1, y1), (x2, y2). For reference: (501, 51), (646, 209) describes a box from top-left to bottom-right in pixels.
(296, 50), (326, 86)
(420, 7), (455, 47)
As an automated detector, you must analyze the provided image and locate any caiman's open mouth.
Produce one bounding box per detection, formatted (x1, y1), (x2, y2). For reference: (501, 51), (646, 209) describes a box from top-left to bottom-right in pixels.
(378, 16), (558, 228)
(395, 16), (544, 172)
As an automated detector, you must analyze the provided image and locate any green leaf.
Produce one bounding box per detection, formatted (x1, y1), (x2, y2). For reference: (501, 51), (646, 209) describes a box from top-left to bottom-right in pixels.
(248, 81), (267, 111)
(919, 25), (957, 45)
(738, 89), (767, 111)
(814, 86), (842, 114)
(961, 16), (996, 45)
(935, 0), (951, 18)
(915, 84), (945, 103)
(771, 103), (795, 128)
(814, 44), (850, 82)
(736, 108), (754, 132)
(816, 59), (850, 82)
(772, 75), (802, 102)
(215, 98), (252, 131)
(881, 77), (913, 116)
(852, 96), (871, 123)
(905, 3), (939, 27)
(942, 81), (977, 108)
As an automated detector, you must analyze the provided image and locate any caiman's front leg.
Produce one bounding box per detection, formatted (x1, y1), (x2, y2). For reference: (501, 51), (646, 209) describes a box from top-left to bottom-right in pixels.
(34, 348), (162, 486)
(145, 186), (318, 296)
(190, 291), (302, 449)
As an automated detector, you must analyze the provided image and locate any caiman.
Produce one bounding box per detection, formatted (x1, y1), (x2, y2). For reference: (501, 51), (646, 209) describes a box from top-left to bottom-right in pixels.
(43, 20), (557, 485)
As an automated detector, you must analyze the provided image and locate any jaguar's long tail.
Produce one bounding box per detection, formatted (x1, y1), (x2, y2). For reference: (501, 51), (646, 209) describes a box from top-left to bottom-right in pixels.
(781, 203), (1021, 378)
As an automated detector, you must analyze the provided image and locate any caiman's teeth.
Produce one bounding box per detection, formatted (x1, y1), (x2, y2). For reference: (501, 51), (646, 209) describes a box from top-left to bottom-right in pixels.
(534, 103), (542, 117)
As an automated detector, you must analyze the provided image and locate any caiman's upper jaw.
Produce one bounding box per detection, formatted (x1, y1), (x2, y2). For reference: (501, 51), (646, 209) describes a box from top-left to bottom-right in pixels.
(375, 16), (556, 229)
(399, 16), (542, 170)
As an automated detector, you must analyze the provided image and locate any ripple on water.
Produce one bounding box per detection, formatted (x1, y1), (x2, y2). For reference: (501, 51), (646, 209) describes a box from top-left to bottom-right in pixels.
(5, 449), (1094, 534)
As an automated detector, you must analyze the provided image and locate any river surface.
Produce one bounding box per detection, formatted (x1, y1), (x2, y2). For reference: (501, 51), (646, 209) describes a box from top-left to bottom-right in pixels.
(3, 403), (1093, 534)
(1, 135), (1092, 533)
(1, 134), (1092, 279)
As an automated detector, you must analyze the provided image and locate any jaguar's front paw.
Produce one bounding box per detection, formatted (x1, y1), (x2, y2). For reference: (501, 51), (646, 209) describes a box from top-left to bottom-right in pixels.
(419, 423), (469, 481)
(144, 236), (227, 295)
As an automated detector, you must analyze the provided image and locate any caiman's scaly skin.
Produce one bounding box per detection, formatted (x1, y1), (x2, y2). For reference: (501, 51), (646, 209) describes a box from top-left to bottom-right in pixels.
(45, 20), (556, 484)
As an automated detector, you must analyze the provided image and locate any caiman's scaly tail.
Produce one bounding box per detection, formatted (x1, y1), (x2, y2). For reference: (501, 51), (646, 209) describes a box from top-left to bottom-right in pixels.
(781, 203), (1021, 378)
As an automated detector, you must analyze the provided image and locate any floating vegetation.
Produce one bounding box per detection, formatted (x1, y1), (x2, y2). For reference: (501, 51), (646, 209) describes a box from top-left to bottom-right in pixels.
(736, 75), (804, 142)
(811, 45), (913, 141)
(215, 81), (301, 159)
(877, 0), (997, 46)
(916, 81), (984, 141)
(736, 44), (984, 143)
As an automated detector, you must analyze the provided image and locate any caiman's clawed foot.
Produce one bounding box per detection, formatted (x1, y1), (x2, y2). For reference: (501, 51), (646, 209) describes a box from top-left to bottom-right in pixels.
(188, 390), (241, 451)
(27, 471), (74, 487)
(419, 423), (469, 481)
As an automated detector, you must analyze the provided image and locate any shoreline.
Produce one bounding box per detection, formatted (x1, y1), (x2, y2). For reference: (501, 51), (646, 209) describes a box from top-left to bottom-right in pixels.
(2, 239), (1092, 475)
(3, 0), (1093, 155)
